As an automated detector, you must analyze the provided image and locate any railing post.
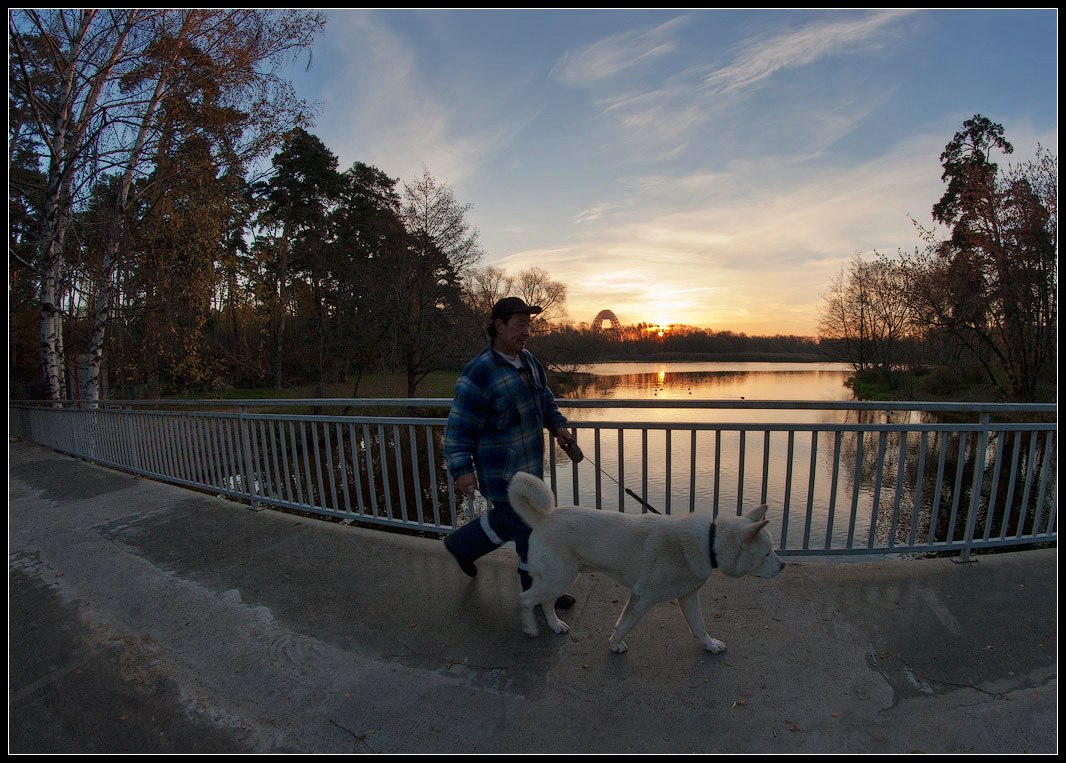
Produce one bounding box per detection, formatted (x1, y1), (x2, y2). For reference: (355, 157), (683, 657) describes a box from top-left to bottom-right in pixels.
(125, 405), (141, 472)
(956, 413), (991, 564)
(238, 406), (261, 510)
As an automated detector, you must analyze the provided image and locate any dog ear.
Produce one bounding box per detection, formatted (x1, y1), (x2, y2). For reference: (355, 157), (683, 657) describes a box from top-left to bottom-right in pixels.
(746, 504), (768, 522)
(743, 519), (769, 546)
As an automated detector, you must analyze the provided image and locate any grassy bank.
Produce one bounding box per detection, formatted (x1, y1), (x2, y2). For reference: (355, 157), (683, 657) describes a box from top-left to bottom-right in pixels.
(168, 371), (461, 401)
(847, 367), (1055, 405)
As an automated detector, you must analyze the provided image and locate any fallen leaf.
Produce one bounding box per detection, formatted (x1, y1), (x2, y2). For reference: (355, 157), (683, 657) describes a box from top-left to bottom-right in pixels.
(119, 714), (129, 721)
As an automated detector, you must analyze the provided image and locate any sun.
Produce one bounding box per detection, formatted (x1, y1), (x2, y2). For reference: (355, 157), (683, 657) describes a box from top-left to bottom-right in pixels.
(643, 322), (671, 338)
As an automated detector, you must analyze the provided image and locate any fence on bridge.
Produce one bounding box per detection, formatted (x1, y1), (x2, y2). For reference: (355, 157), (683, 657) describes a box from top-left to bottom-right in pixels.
(9, 398), (1056, 559)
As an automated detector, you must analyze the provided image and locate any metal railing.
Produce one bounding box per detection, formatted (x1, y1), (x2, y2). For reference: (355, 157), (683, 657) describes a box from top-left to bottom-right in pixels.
(9, 398), (1057, 559)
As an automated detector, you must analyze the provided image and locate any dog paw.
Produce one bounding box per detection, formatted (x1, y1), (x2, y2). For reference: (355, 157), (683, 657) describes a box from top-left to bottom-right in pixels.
(609, 640), (628, 654)
(702, 638), (726, 654)
(524, 627), (540, 637)
(549, 619), (571, 635)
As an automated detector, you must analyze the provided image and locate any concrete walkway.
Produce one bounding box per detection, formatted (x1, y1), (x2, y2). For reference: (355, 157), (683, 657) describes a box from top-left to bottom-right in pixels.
(8, 439), (1057, 753)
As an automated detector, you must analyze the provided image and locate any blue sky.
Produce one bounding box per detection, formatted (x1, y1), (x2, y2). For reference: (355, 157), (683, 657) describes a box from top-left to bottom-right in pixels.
(278, 9), (1057, 336)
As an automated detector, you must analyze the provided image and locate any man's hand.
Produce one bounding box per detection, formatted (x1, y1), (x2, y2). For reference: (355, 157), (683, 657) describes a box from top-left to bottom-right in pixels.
(553, 427), (574, 446)
(455, 473), (478, 496)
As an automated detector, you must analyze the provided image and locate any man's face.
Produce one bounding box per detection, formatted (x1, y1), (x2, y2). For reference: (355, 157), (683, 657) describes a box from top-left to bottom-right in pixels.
(494, 312), (534, 355)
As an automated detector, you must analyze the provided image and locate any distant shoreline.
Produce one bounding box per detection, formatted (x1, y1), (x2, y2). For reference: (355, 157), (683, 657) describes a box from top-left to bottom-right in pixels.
(586, 352), (835, 364)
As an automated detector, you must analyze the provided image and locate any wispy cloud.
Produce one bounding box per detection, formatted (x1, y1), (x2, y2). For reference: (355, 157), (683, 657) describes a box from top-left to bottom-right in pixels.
(312, 12), (533, 186)
(551, 16), (687, 87)
(572, 203), (620, 225)
(703, 9), (918, 95)
(559, 10), (918, 162)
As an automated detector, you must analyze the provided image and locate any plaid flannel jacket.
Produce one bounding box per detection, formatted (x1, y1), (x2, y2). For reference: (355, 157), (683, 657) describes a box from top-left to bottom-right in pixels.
(444, 342), (568, 504)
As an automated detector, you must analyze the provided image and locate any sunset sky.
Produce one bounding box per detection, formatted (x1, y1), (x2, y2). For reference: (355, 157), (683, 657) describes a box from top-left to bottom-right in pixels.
(279, 9), (1057, 336)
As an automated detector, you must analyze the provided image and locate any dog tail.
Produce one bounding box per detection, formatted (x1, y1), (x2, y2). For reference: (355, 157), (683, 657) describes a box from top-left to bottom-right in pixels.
(507, 471), (556, 527)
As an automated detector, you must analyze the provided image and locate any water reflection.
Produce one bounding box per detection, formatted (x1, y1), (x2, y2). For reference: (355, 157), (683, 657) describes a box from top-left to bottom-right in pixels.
(563, 362), (855, 424)
(568, 362), (854, 401)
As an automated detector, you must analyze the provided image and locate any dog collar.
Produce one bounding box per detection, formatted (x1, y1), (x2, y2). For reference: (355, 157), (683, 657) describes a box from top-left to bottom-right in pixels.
(708, 522), (719, 569)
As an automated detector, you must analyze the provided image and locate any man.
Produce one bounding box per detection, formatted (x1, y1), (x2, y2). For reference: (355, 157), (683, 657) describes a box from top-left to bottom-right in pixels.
(443, 296), (576, 609)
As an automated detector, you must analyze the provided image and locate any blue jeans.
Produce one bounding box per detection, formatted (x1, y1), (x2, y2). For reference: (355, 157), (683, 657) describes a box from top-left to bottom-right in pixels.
(444, 499), (533, 590)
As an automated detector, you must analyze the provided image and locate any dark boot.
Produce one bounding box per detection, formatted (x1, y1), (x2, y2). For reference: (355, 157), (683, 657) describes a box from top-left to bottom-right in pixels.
(443, 516), (501, 577)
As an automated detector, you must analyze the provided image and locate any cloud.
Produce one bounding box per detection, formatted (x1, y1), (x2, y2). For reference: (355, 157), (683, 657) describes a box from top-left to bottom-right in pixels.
(310, 12), (533, 186)
(703, 9), (918, 96)
(560, 10), (918, 163)
(572, 203), (620, 225)
(552, 16), (687, 87)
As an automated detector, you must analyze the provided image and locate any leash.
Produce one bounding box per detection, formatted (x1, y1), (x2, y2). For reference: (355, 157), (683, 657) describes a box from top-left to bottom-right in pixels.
(560, 438), (662, 515)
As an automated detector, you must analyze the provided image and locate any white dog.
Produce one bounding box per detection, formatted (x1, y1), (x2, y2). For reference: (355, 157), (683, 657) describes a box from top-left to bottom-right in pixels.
(508, 471), (785, 653)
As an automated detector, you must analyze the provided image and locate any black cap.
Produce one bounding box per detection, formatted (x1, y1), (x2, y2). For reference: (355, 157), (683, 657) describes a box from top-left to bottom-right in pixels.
(491, 297), (542, 321)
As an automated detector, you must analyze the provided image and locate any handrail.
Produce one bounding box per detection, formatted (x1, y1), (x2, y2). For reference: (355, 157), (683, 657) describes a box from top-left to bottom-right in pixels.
(13, 397), (1057, 414)
(9, 399), (1056, 559)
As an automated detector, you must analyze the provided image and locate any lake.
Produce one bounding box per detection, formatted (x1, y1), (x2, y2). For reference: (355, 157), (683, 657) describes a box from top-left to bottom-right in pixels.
(550, 361), (896, 548)
(562, 361), (856, 422)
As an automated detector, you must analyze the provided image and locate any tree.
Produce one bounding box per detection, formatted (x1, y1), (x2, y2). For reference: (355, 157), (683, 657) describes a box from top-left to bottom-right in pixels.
(329, 161), (410, 394)
(907, 116), (1057, 400)
(817, 253), (917, 382)
(818, 254), (876, 373)
(127, 136), (235, 397)
(256, 129), (341, 388)
(512, 266), (569, 330)
(388, 168), (484, 396)
(401, 167), (484, 274)
(461, 264), (568, 342)
(10, 9), (143, 403)
(461, 264), (512, 340)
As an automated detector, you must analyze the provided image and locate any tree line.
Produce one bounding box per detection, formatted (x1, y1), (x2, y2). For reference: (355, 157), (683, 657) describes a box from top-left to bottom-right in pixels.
(817, 116), (1056, 402)
(534, 323), (826, 371)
